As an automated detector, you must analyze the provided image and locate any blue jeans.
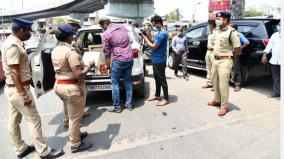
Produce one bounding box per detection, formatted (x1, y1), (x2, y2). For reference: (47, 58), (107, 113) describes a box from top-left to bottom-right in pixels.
(111, 60), (133, 109)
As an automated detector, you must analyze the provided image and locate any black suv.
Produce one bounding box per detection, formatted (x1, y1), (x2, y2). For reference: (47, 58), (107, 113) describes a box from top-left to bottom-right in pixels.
(168, 19), (280, 85)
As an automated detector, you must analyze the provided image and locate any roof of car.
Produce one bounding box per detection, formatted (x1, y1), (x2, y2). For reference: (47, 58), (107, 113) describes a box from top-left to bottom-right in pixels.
(192, 18), (279, 27)
(79, 24), (133, 32)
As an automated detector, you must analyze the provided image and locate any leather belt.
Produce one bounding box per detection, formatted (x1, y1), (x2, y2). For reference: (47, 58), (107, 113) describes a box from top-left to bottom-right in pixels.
(57, 79), (78, 84)
(6, 80), (31, 87)
(214, 56), (233, 60)
(208, 48), (214, 51)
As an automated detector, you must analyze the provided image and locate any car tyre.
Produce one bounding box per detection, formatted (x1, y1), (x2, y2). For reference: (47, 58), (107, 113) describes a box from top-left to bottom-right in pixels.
(133, 78), (145, 98)
(168, 53), (175, 69)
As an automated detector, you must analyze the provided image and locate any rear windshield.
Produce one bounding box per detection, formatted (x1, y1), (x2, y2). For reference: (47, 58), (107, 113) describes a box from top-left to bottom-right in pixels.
(265, 20), (280, 38)
(77, 31), (103, 49)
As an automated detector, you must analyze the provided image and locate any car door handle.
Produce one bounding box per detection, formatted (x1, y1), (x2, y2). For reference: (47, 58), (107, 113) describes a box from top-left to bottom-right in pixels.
(193, 41), (200, 46)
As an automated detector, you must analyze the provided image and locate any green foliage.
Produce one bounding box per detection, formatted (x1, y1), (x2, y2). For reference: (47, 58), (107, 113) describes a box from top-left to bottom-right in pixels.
(55, 17), (65, 25)
(165, 8), (183, 21)
(245, 8), (266, 17)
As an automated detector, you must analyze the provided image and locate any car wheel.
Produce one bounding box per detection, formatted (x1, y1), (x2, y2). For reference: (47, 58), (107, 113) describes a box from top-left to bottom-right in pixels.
(134, 79), (145, 97)
(168, 53), (175, 69)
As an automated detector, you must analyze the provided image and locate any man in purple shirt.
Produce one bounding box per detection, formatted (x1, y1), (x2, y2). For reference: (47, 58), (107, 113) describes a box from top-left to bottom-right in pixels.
(99, 17), (134, 113)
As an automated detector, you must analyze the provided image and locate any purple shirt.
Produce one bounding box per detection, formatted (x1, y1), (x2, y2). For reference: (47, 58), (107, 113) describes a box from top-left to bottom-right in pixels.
(101, 23), (133, 62)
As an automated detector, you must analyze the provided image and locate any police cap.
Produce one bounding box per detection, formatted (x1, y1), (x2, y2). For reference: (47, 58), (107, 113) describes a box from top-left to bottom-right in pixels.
(65, 18), (81, 29)
(12, 18), (33, 31)
(216, 12), (231, 20)
(58, 24), (76, 35)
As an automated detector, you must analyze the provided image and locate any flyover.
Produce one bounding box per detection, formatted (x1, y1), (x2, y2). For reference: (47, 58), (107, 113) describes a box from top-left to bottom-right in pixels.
(1, 0), (154, 23)
(1, 0), (108, 22)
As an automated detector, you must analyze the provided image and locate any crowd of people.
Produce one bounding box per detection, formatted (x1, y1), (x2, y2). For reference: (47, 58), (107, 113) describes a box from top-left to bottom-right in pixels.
(1, 11), (281, 158)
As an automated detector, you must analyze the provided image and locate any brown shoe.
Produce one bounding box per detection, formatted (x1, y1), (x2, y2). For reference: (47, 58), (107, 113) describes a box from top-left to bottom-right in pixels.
(218, 108), (228, 116)
(82, 112), (90, 118)
(202, 84), (213, 89)
(234, 86), (241, 92)
(208, 101), (221, 107)
(148, 96), (161, 101)
(156, 99), (169, 106)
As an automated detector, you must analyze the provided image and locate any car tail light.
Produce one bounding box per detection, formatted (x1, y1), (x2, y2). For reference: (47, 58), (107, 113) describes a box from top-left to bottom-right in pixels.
(262, 39), (269, 46)
(133, 48), (139, 58)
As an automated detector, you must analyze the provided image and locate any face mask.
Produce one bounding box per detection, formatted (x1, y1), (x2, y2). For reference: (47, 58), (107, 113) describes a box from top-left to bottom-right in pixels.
(215, 19), (223, 27)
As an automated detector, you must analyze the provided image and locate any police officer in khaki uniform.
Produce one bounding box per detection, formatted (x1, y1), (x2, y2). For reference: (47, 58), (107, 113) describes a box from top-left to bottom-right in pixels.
(62, 18), (89, 129)
(2, 18), (64, 159)
(52, 24), (94, 153)
(208, 12), (241, 116)
(202, 20), (216, 90)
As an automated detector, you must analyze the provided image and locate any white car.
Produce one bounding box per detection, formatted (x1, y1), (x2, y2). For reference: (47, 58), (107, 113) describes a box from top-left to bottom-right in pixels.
(77, 24), (145, 97)
(30, 25), (145, 98)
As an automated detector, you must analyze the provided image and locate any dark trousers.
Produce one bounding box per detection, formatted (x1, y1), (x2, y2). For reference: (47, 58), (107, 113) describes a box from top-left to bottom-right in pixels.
(173, 52), (188, 77)
(153, 62), (169, 100)
(271, 64), (280, 95)
(232, 56), (241, 87)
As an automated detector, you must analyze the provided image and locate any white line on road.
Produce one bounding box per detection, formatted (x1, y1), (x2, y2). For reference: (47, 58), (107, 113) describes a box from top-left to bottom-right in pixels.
(78, 109), (278, 159)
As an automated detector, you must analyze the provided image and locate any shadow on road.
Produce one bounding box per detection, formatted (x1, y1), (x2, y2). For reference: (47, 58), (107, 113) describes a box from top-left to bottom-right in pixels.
(87, 123), (121, 151)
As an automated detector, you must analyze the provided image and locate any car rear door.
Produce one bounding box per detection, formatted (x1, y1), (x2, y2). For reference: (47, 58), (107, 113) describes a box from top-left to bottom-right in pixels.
(30, 30), (57, 98)
(186, 26), (207, 68)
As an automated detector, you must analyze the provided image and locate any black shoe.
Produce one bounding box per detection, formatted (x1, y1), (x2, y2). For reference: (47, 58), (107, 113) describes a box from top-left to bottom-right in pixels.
(17, 145), (35, 158)
(40, 148), (64, 159)
(81, 131), (88, 140)
(174, 72), (178, 77)
(184, 76), (189, 81)
(71, 142), (92, 153)
(268, 93), (280, 98)
(107, 108), (122, 113)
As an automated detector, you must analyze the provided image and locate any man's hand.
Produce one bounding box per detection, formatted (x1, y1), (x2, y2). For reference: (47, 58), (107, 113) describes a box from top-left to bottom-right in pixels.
(175, 51), (180, 55)
(262, 53), (268, 64)
(21, 94), (32, 106)
(88, 60), (95, 68)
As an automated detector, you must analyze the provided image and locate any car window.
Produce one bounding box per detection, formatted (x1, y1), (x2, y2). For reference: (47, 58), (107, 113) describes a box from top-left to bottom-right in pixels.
(42, 33), (57, 50)
(186, 27), (204, 39)
(237, 25), (257, 34)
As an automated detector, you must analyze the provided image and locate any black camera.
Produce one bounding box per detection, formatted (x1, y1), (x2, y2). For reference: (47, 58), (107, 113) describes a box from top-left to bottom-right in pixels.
(138, 29), (147, 36)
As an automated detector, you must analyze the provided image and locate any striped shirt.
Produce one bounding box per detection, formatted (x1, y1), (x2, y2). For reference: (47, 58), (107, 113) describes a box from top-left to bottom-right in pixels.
(101, 23), (133, 62)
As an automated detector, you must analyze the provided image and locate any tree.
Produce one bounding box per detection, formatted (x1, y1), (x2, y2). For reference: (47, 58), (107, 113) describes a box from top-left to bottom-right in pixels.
(55, 17), (65, 25)
(245, 8), (266, 17)
(230, 0), (246, 19)
(166, 8), (183, 21)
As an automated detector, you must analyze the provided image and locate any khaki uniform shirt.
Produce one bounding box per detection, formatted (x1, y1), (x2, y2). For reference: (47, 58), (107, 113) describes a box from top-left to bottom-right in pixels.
(51, 42), (83, 80)
(213, 26), (241, 56)
(207, 29), (216, 49)
(2, 35), (31, 84)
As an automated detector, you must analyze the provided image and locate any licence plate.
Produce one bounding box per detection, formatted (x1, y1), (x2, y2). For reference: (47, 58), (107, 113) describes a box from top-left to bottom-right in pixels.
(87, 85), (112, 91)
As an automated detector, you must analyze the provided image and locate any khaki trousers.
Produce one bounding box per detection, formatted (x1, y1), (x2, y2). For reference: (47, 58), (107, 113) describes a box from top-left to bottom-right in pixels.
(4, 85), (51, 156)
(211, 58), (233, 108)
(63, 83), (87, 127)
(205, 51), (215, 85)
(55, 83), (85, 147)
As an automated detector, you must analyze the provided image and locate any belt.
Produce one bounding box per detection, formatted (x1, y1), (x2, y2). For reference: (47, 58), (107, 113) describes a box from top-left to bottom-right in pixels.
(57, 79), (78, 84)
(6, 80), (31, 87)
(214, 56), (233, 60)
(208, 48), (214, 51)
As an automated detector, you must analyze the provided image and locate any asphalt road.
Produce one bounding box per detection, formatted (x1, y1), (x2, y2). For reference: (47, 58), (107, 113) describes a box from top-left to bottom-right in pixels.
(0, 66), (280, 159)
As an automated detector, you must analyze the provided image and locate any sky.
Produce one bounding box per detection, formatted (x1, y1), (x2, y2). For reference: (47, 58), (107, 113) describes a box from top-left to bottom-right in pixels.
(0, 0), (281, 21)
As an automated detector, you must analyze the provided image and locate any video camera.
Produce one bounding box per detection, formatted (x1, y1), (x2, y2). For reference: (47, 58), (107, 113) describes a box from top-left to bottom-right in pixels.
(138, 29), (147, 36)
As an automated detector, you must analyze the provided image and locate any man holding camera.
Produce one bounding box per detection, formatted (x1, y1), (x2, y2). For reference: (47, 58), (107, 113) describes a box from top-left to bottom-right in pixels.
(141, 15), (169, 106)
